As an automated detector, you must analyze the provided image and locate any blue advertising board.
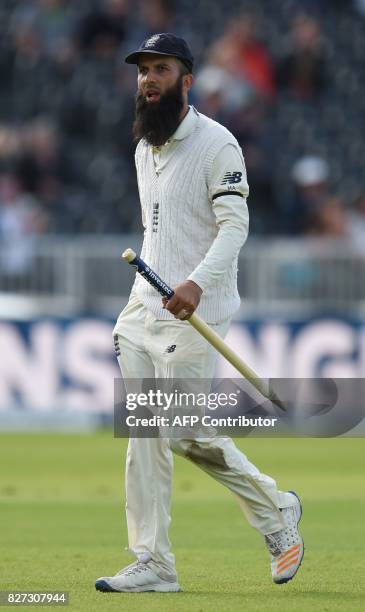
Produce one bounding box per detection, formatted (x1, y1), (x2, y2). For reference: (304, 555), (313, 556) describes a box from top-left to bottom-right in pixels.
(0, 316), (364, 414)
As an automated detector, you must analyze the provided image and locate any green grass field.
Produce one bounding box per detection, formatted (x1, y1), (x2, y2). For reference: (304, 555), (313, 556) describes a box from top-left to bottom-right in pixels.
(0, 433), (364, 612)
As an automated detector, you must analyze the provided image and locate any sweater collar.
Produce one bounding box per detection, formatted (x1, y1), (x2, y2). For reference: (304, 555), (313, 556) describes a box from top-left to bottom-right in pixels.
(169, 106), (199, 141)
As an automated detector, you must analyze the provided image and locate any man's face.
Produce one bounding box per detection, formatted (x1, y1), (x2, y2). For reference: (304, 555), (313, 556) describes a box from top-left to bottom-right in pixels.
(137, 55), (183, 103)
(132, 54), (190, 146)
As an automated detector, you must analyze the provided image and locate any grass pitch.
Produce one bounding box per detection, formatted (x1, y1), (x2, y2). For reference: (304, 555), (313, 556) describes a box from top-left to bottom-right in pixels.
(0, 433), (364, 611)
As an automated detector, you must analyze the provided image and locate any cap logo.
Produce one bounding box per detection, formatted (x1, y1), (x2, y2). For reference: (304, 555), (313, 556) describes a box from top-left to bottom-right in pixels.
(144, 34), (161, 48)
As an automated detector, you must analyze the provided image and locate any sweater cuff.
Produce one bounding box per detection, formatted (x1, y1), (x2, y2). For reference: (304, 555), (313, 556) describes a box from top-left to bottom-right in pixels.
(187, 269), (210, 292)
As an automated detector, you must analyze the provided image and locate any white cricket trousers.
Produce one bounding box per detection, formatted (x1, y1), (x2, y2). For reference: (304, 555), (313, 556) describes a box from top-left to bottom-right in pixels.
(113, 295), (295, 574)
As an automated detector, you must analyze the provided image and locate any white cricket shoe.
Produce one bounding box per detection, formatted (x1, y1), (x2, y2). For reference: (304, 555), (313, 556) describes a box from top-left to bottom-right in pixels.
(265, 491), (304, 584)
(95, 559), (181, 593)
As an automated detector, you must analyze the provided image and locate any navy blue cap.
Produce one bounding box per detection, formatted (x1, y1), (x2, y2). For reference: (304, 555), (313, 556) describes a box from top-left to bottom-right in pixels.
(125, 33), (194, 72)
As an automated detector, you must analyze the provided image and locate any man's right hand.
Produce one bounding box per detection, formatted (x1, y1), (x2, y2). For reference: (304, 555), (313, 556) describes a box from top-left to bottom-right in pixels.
(162, 280), (203, 319)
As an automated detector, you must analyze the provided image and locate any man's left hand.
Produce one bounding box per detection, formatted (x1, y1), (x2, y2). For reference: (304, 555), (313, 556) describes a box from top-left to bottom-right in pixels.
(162, 280), (203, 320)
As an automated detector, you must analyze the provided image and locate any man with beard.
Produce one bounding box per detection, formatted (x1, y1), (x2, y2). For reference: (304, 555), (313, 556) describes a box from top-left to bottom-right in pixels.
(95, 33), (303, 593)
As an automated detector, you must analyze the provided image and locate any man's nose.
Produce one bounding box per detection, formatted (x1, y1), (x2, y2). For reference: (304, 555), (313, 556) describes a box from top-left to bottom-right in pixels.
(144, 70), (157, 84)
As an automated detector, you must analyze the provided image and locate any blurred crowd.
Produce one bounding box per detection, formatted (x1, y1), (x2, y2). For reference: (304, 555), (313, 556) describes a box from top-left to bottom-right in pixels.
(0, 0), (365, 253)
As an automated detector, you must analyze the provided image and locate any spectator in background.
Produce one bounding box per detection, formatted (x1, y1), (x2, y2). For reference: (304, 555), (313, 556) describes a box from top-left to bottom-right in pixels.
(76, 0), (129, 60)
(207, 14), (276, 100)
(193, 65), (253, 122)
(139, 0), (176, 33)
(286, 155), (347, 235)
(292, 155), (330, 193)
(304, 196), (348, 236)
(17, 118), (75, 200)
(276, 14), (328, 100)
(0, 126), (23, 169)
(0, 172), (47, 276)
(278, 191), (348, 300)
(125, 0), (178, 51)
(67, 1), (131, 145)
(9, 23), (48, 119)
(10, 0), (78, 61)
(17, 117), (91, 232)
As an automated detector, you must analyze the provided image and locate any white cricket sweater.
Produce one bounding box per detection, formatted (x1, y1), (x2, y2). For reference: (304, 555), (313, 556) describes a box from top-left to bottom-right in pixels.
(131, 106), (249, 323)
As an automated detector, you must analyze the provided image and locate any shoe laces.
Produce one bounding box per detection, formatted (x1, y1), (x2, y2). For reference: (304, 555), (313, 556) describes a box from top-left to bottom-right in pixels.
(265, 507), (299, 556)
(265, 533), (283, 557)
(118, 562), (149, 577)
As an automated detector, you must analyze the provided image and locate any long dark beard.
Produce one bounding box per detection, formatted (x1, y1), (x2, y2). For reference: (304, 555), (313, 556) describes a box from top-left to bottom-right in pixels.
(133, 76), (184, 146)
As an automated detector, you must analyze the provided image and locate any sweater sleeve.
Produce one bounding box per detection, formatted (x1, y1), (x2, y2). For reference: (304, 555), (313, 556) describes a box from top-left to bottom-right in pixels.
(187, 142), (249, 291)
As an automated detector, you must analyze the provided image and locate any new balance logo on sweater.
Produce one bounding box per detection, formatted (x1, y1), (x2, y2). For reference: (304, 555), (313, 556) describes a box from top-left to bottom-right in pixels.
(221, 171), (242, 184)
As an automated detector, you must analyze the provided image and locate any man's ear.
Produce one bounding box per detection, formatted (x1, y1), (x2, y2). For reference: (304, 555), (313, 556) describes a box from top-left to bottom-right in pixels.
(183, 73), (194, 93)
